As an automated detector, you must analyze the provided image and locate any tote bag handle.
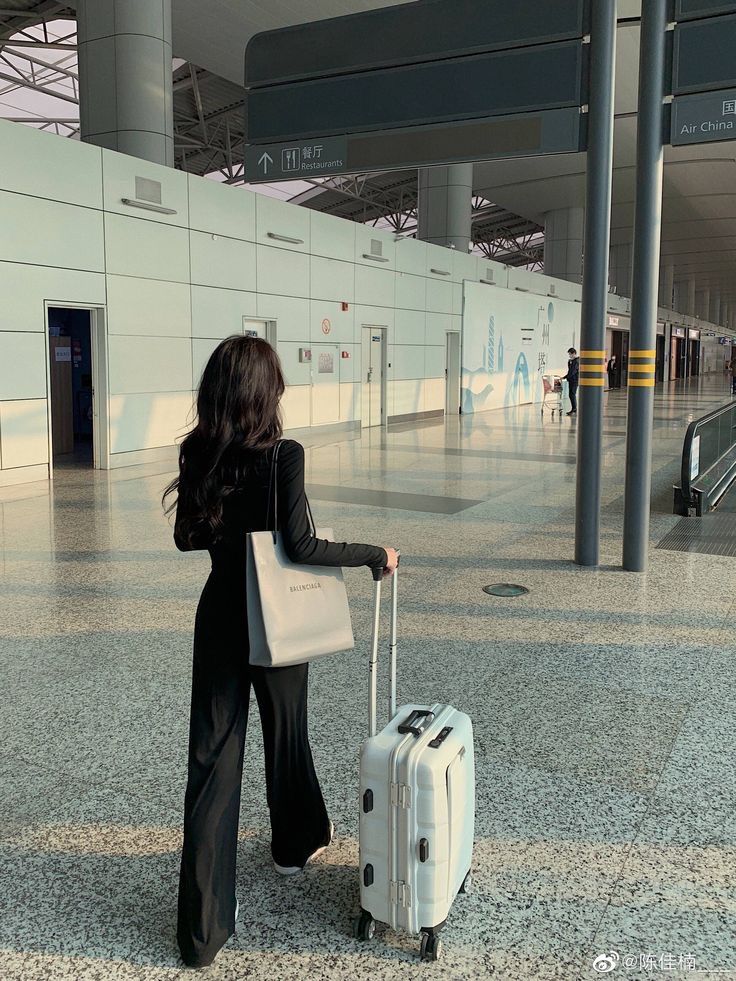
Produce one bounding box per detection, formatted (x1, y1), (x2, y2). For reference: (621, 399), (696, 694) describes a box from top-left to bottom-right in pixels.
(266, 440), (316, 540)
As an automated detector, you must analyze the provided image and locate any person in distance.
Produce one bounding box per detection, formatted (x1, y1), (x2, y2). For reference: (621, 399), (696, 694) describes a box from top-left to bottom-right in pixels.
(163, 335), (399, 969)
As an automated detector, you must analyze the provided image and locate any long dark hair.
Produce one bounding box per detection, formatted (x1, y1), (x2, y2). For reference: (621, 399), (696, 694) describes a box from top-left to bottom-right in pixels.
(163, 335), (285, 546)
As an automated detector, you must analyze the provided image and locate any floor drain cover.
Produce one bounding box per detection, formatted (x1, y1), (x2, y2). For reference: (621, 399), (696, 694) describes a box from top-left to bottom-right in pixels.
(482, 583), (529, 597)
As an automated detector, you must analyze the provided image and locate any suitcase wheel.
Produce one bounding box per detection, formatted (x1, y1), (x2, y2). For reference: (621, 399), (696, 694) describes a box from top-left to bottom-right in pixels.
(459, 871), (472, 896)
(420, 932), (443, 962)
(353, 910), (375, 942)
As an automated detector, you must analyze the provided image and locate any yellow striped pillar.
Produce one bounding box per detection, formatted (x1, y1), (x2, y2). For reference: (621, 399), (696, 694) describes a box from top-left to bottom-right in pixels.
(574, 0), (617, 568)
(623, 0), (667, 572)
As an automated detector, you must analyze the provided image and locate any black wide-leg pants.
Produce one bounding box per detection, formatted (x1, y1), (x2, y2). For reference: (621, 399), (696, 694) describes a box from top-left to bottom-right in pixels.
(177, 577), (330, 969)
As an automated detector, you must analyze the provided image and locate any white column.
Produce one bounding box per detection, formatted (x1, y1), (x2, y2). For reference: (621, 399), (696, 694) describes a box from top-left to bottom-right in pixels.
(77, 0), (174, 166)
(417, 164), (473, 252)
(659, 262), (675, 308)
(609, 242), (633, 296)
(543, 206), (585, 284)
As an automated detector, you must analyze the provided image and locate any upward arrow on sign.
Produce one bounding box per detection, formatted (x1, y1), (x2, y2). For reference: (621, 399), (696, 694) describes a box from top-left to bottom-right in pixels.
(258, 151), (274, 174)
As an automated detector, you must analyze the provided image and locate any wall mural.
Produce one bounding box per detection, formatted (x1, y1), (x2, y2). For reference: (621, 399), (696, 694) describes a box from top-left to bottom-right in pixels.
(461, 282), (580, 414)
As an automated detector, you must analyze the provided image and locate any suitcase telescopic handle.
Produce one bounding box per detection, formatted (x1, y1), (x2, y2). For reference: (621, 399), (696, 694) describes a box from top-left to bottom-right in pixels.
(368, 551), (400, 738)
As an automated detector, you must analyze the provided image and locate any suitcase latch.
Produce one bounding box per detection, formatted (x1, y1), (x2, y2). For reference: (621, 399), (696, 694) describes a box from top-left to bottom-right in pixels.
(390, 880), (412, 908)
(390, 782), (412, 808)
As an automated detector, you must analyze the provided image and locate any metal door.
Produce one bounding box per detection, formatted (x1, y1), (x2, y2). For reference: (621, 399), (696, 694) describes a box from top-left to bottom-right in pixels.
(361, 327), (385, 428)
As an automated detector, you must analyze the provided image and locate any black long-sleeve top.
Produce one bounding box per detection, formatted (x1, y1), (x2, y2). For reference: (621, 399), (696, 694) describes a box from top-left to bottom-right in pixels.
(174, 438), (387, 575)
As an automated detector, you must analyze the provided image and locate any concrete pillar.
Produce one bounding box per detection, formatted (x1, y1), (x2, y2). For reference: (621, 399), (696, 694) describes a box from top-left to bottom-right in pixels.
(77, 0), (174, 166)
(711, 293), (721, 327)
(700, 288), (711, 322)
(417, 164), (473, 251)
(659, 262), (675, 309)
(543, 206), (584, 284)
(609, 242), (633, 296)
(686, 278), (697, 317)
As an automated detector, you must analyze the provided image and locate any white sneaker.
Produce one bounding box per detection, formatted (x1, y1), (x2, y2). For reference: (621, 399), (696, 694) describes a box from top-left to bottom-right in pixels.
(273, 821), (334, 876)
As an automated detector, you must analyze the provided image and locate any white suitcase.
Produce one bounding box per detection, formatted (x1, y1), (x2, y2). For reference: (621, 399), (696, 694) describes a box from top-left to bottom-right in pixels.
(353, 562), (475, 962)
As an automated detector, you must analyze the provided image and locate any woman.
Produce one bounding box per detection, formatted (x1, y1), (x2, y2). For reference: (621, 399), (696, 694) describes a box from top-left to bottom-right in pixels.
(163, 336), (398, 969)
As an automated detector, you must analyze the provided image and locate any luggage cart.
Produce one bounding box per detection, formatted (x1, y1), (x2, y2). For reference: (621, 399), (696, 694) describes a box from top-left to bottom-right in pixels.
(541, 374), (563, 419)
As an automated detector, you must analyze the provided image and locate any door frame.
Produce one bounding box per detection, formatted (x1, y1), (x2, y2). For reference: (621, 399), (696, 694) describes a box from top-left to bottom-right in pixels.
(45, 303), (110, 475)
(445, 330), (461, 416)
(361, 324), (387, 428)
(243, 317), (277, 347)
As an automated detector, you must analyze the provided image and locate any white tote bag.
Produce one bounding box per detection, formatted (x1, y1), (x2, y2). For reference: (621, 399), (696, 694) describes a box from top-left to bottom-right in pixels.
(246, 443), (355, 668)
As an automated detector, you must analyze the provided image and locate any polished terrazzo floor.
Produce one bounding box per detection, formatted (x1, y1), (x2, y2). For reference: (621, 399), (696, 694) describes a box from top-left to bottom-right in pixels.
(1, 377), (734, 981)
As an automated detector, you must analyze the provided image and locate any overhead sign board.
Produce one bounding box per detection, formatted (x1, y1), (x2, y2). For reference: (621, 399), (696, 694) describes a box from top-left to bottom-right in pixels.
(675, 0), (736, 20)
(245, 108), (584, 183)
(245, 0), (589, 88)
(672, 12), (736, 93)
(247, 41), (584, 146)
(671, 87), (736, 144)
(244, 0), (590, 181)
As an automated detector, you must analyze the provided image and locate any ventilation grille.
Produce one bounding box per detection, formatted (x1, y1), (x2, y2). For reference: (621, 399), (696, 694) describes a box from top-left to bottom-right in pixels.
(486, 268), (495, 282)
(370, 239), (383, 257)
(135, 177), (162, 204)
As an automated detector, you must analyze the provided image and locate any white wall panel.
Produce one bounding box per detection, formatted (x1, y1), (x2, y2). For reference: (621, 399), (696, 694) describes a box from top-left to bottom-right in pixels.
(106, 213), (189, 282)
(395, 272), (426, 311)
(339, 382), (360, 423)
(108, 336), (192, 394)
(426, 312), (454, 345)
(391, 344), (426, 381)
(353, 306), (394, 341)
(109, 391), (194, 453)
(192, 337), (221, 388)
(0, 263), (105, 333)
(0, 119), (103, 209)
(452, 250), (477, 283)
(191, 286), (257, 339)
(452, 282), (463, 315)
(426, 276), (453, 314)
(0, 399), (48, 468)
(0, 332), (47, 400)
(355, 265), (395, 308)
(310, 210), (355, 261)
(425, 244), (454, 278)
(390, 380), (423, 418)
(188, 174), (256, 241)
(257, 245), (309, 298)
(310, 256), (354, 302)
(335, 344), (359, 383)
(102, 148), (189, 226)
(394, 309), (425, 346)
(256, 294), (309, 343)
(309, 301), (354, 344)
(0, 191), (104, 272)
(277, 342), (312, 387)
(355, 225), (396, 268)
(475, 257), (509, 288)
(425, 345), (446, 379)
(107, 276), (191, 337)
(424, 378), (446, 411)
(190, 231), (256, 292)
(256, 194), (310, 253)
(396, 238), (426, 276)
(281, 385), (311, 430)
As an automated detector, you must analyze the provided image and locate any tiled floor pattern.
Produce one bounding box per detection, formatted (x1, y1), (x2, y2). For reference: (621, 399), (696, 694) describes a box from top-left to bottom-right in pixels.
(0, 377), (734, 980)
